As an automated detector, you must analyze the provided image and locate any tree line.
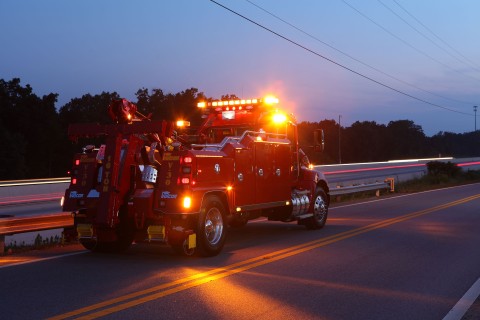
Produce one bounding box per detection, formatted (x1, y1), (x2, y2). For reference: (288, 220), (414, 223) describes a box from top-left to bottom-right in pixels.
(0, 78), (478, 180)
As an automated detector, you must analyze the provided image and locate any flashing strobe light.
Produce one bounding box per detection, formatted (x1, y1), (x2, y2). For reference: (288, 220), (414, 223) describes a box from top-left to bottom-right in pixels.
(272, 112), (287, 124)
(264, 96), (279, 105)
(176, 120), (190, 127)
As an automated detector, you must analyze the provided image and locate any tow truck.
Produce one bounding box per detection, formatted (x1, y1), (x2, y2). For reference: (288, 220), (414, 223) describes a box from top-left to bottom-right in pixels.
(62, 96), (330, 256)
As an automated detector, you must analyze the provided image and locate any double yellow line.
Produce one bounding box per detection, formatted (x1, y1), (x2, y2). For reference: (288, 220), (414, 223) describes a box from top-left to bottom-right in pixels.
(49, 194), (480, 320)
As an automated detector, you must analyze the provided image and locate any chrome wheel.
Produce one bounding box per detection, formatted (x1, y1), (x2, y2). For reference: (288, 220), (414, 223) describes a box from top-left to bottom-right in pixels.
(313, 193), (327, 224)
(197, 195), (227, 256)
(204, 207), (224, 246)
(305, 188), (329, 230)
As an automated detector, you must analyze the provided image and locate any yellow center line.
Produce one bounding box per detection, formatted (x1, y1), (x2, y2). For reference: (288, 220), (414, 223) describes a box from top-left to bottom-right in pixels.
(48, 194), (480, 320)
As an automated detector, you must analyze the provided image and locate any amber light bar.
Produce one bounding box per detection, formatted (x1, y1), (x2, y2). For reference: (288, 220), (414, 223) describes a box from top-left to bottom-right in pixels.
(197, 96), (279, 108)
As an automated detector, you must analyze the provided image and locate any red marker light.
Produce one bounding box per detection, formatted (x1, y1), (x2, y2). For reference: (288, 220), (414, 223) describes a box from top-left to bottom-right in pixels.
(72, 178), (77, 185)
(75, 159), (80, 166)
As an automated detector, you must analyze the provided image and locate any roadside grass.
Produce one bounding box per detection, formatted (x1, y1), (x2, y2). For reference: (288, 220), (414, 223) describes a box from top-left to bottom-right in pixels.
(395, 170), (480, 193)
(396, 162), (480, 193)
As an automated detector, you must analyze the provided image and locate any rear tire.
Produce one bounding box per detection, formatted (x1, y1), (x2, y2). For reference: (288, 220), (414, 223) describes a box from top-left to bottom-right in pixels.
(196, 195), (227, 257)
(305, 187), (328, 230)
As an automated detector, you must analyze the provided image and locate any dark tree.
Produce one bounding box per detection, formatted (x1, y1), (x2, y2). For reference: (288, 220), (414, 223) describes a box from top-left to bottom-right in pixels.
(386, 120), (429, 159)
(134, 87), (207, 126)
(430, 131), (480, 158)
(342, 121), (388, 162)
(58, 92), (120, 127)
(0, 78), (62, 178)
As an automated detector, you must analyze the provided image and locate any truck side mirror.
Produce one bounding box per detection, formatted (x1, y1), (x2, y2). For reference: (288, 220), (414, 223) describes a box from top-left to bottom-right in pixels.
(314, 129), (324, 152)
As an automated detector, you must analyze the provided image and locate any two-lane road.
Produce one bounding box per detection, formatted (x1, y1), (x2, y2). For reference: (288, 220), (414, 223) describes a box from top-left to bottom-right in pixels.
(1, 183), (479, 319)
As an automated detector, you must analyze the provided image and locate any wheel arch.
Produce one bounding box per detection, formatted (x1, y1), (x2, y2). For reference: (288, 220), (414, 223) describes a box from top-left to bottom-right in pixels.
(199, 191), (229, 215)
(316, 179), (330, 206)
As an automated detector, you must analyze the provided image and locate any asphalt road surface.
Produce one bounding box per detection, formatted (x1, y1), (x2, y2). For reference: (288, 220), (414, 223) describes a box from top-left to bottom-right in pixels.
(1, 183), (479, 320)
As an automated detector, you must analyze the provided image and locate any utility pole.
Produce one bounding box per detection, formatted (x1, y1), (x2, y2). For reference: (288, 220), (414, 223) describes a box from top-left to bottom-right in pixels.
(338, 115), (342, 164)
(475, 106), (478, 131)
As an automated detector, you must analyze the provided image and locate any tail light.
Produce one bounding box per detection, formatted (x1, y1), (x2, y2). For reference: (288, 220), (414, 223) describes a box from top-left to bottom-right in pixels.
(70, 157), (81, 185)
(179, 156), (195, 186)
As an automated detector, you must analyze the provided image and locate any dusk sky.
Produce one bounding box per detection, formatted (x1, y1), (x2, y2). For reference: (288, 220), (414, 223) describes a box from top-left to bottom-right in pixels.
(1, 0), (479, 136)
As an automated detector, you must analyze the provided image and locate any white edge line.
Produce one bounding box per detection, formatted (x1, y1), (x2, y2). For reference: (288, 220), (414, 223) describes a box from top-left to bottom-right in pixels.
(443, 277), (480, 320)
(0, 251), (86, 269)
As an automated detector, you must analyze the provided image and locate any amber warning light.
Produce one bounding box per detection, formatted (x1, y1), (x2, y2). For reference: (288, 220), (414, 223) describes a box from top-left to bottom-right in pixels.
(197, 96), (279, 109)
(176, 120), (190, 127)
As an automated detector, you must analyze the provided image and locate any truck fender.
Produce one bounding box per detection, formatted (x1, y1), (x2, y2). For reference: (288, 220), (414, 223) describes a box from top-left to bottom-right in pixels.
(197, 190), (230, 217)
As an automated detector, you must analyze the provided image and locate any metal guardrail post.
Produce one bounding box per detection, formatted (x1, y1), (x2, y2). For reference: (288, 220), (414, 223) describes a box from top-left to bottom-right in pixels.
(385, 177), (395, 192)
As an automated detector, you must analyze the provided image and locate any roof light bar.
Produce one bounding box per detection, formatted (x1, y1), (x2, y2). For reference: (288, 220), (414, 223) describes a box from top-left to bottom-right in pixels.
(264, 96), (279, 105)
(197, 96), (278, 108)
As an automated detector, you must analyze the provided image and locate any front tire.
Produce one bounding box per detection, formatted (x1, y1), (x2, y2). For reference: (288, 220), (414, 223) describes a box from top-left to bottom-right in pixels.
(305, 187), (329, 230)
(196, 195), (227, 257)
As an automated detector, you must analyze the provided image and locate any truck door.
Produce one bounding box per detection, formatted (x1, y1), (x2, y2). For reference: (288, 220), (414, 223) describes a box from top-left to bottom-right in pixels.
(233, 148), (255, 206)
(254, 142), (291, 204)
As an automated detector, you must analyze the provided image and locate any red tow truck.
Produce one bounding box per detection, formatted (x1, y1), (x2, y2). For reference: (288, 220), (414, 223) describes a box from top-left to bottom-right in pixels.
(62, 96), (330, 256)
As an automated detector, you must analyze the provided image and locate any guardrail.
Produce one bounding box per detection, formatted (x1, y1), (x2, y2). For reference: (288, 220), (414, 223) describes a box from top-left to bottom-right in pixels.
(0, 213), (73, 252)
(330, 178), (394, 196)
(0, 177), (70, 187)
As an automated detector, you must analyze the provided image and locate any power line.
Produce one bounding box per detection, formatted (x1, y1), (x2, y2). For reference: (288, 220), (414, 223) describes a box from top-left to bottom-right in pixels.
(392, 0), (480, 72)
(208, 0), (473, 117)
(245, 0), (476, 106)
(378, 0), (480, 74)
(341, 0), (480, 84)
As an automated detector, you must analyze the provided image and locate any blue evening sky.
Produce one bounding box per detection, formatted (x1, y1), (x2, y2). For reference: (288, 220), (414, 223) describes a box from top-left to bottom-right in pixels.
(1, 0), (479, 136)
